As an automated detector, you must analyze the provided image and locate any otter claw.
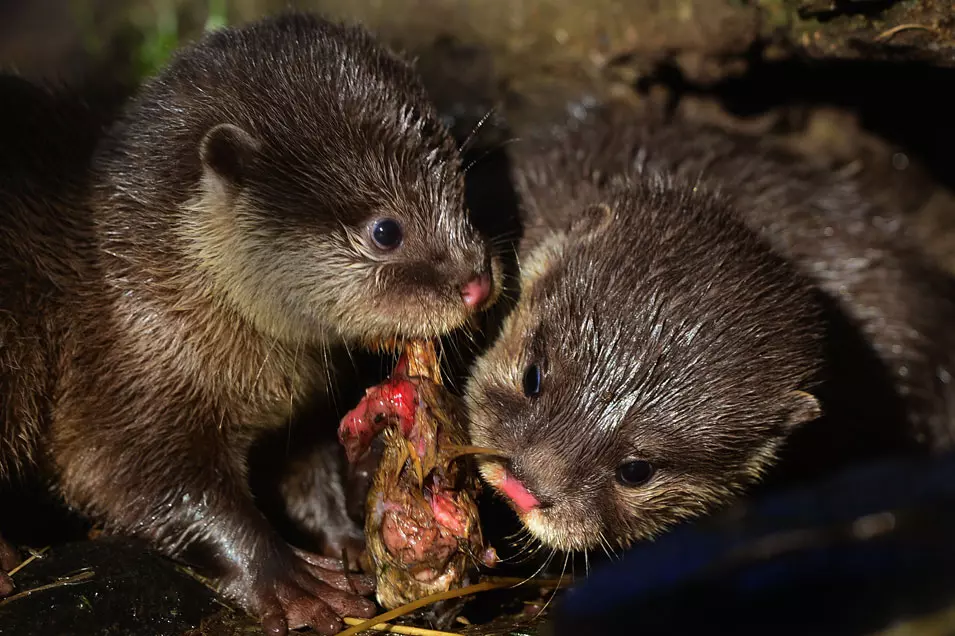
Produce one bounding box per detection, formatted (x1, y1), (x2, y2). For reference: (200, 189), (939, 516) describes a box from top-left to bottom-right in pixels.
(291, 547), (347, 572)
(314, 536), (367, 572)
(297, 549), (375, 596)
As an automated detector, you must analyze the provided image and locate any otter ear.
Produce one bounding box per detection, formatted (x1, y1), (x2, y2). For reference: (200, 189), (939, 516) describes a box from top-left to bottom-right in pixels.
(569, 202), (614, 236)
(199, 123), (260, 187)
(782, 390), (822, 430)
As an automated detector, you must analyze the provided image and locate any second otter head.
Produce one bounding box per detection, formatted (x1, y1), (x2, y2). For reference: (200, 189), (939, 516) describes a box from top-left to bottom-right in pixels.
(465, 179), (824, 553)
(99, 13), (498, 346)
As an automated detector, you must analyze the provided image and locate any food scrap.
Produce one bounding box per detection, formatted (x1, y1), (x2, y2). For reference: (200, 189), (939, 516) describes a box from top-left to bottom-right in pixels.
(338, 340), (497, 609)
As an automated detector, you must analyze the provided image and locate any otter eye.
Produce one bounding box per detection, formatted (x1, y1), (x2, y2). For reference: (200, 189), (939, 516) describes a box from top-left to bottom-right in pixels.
(371, 218), (403, 250)
(616, 460), (654, 487)
(522, 363), (541, 398)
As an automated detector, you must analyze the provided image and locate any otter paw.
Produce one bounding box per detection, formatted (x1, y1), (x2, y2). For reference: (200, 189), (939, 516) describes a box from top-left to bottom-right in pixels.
(252, 549), (377, 636)
(320, 534), (367, 572)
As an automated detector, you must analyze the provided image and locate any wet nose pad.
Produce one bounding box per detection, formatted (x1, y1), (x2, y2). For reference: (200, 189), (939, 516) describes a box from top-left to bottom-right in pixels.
(500, 461), (542, 514)
(460, 272), (492, 309)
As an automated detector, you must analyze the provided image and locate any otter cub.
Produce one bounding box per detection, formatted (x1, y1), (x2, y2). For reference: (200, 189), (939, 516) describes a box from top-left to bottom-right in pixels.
(465, 106), (955, 553)
(0, 13), (498, 635)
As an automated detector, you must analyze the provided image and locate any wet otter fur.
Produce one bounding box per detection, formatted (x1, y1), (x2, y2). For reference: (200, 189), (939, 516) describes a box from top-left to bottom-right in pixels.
(0, 12), (499, 635)
(465, 105), (955, 554)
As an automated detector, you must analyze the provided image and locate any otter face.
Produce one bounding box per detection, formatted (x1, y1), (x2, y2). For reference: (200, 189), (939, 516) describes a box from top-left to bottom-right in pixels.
(465, 185), (823, 553)
(189, 111), (499, 346)
(159, 14), (499, 346)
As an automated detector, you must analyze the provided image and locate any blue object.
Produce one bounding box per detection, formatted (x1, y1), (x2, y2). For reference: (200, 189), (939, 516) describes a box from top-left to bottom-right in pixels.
(554, 452), (955, 635)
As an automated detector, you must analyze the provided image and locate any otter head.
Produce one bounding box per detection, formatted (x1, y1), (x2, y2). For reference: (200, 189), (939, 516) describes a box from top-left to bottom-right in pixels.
(105, 13), (499, 347)
(190, 107), (498, 347)
(465, 180), (823, 553)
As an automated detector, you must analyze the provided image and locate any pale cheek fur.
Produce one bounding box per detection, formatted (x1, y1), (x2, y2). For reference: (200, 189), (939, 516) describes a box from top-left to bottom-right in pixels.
(520, 232), (566, 291)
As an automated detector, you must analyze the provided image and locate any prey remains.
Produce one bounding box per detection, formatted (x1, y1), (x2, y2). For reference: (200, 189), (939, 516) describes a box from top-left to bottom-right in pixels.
(339, 340), (497, 609)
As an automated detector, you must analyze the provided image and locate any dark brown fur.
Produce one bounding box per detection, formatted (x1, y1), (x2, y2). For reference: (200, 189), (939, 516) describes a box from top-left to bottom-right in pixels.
(465, 105), (955, 553)
(0, 531), (16, 596)
(0, 13), (499, 635)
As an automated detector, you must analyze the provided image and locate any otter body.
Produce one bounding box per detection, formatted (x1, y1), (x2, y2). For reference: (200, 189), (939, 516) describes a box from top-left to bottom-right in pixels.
(1, 13), (498, 635)
(465, 106), (955, 553)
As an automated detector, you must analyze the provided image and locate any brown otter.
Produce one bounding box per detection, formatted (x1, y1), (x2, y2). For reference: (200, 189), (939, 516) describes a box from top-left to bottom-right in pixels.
(464, 105), (955, 554)
(0, 12), (499, 635)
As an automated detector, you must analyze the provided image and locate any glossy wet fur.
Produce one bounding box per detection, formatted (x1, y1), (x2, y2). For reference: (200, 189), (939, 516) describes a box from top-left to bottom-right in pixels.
(515, 110), (955, 452)
(1, 13), (498, 635)
(466, 107), (955, 553)
(96, 13), (495, 344)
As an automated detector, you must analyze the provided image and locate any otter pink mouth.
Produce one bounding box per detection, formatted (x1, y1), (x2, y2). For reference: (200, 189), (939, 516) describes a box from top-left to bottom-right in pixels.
(498, 469), (540, 514)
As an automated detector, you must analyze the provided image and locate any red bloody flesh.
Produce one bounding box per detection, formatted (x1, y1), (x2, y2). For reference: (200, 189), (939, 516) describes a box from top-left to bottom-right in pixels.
(338, 354), (417, 464)
(378, 499), (458, 573)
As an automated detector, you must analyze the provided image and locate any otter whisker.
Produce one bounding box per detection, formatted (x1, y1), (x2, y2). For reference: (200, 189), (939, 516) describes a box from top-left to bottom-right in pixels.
(502, 540), (527, 559)
(458, 322), (480, 349)
(460, 108), (496, 154)
(439, 339), (463, 388)
(289, 336), (301, 416)
(340, 330), (357, 371)
(535, 551), (570, 618)
(397, 330), (407, 367)
(249, 334), (280, 402)
(501, 531), (537, 563)
(318, 336), (334, 399)
(510, 535), (546, 565)
(488, 230), (523, 245)
(597, 531), (618, 561)
(518, 547), (558, 588)
(463, 137), (523, 175)
(503, 525), (531, 543)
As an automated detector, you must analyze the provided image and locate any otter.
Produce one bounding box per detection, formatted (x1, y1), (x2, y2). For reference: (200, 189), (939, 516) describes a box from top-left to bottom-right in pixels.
(0, 12), (499, 635)
(464, 105), (955, 554)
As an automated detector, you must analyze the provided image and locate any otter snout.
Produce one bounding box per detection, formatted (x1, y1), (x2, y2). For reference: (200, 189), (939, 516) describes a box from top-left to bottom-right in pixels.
(460, 272), (492, 310)
(481, 457), (552, 514)
(498, 468), (541, 514)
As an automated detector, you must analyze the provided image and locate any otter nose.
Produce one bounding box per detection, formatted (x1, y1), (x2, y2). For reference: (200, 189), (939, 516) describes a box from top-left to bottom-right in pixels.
(460, 272), (491, 309)
(500, 467), (541, 514)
